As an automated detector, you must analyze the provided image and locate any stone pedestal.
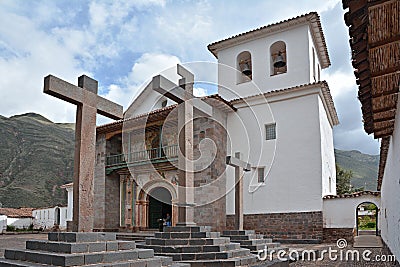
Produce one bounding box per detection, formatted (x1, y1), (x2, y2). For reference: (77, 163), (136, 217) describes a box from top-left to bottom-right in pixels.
(0, 232), (187, 267)
(221, 230), (284, 254)
(137, 226), (261, 266)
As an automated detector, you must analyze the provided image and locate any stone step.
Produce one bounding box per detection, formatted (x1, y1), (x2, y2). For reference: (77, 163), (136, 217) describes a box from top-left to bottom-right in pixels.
(25, 240), (136, 254)
(154, 248), (252, 261)
(154, 231), (220, 239)
(145, 237), (230, 246)
(138, 243), (241, 253)
(226, 234), (259, 241)
(48, 232), (117, 243)
(163, 226), (211, 233)
(233, 238), (273, 246)
(0, 256), (185, 267)
(4, 248), (154, 266)
(222, 230), (255, 236)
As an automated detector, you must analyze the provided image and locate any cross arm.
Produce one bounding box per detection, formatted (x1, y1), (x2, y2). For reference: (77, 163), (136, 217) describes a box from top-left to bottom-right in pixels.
(152, 75), (213, 116)
(44, 75), (83, 106)
(96, 96), (123, 120)
(226, 156), (251, 171)
(44, 75), (123, 120)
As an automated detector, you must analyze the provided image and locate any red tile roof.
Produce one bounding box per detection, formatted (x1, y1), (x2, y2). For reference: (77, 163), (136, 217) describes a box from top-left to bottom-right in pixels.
(323, 191), (380, 199)
(0, 208), (34, 218)
(207, 12), (330, 68)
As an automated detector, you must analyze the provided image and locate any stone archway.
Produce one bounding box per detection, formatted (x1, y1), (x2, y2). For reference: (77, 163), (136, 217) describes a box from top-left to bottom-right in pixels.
(356, 202), (379, 236)
(136, 180), (178, 229)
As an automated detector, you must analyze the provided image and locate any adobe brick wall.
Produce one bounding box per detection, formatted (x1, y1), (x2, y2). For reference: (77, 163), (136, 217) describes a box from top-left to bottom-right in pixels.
(323, 228), (354, 244)
(227, 211), (323, 241)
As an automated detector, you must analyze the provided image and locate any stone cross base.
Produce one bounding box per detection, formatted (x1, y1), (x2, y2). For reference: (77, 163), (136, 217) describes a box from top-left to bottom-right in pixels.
(0, 232), (188, 267)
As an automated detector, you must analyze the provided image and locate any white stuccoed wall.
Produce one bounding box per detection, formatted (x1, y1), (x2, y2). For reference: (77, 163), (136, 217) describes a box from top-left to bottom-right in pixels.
(380, 99), (400, 261)
(0, 215), (6, 233)
(217, 25), (322, 101)
(226, 86), (334, 214)
(66, 186), (73, 222)
(7, 217), (32, 229)
(323, 195), (380, 228)
(319, 97), (336, 196)
(32, 207), (68, 230)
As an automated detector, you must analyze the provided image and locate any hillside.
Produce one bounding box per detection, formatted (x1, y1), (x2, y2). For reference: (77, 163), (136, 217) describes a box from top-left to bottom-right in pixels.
(0, 113), (74, 208)
(335, 149), (379, 191)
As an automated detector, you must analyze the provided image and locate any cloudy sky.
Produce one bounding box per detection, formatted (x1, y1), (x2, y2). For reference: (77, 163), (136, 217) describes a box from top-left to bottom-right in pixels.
(0, 0), (380, 155)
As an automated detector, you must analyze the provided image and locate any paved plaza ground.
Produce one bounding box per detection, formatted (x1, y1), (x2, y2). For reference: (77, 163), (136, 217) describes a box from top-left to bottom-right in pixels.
(0, 233), (47, 258)
(0, 234), (397, 266)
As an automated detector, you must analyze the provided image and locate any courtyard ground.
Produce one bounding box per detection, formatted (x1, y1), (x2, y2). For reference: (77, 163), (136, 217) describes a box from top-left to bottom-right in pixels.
(0, 233), (47, 258)
(0, 234), (398, 266)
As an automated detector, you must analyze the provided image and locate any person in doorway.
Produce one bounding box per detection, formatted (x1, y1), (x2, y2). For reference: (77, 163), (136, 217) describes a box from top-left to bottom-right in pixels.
(165, 213), (171, 227)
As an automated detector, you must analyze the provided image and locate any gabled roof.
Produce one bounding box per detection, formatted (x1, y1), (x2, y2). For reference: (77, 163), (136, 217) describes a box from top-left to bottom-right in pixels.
(207, 12), (330, 69)
(97, 94), (236, 134)
(0, 208), (34, 218)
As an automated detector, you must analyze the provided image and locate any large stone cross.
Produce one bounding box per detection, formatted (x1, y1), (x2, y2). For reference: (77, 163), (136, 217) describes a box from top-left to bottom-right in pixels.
(152, 65), (212, 226)
(226, 152), (251, 230)
(44, 75), (123, 232)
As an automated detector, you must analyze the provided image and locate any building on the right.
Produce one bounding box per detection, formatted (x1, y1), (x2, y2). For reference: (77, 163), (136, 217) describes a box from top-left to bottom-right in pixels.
(342, 0), (400, 262)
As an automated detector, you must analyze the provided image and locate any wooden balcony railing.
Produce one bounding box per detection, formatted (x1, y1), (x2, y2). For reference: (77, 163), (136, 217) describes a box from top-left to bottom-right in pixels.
(106, 144), (179, 168)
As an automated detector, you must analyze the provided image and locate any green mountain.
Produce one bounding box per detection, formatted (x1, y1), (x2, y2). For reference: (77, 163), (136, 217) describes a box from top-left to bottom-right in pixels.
(334, 149), (380, 191)
(0, 112), (380, 208)
(0, 113), (74, 208)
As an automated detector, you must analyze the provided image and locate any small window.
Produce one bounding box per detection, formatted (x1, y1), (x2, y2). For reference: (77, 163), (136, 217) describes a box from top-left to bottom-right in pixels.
(257, 167), (265, 183)
(161, 100), (167, 108)
(265, 123), (276, 140)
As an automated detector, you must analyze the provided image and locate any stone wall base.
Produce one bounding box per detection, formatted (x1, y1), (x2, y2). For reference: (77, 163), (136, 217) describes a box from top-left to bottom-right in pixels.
(323, 228), (354, 244)
(227, 211), (323, 241)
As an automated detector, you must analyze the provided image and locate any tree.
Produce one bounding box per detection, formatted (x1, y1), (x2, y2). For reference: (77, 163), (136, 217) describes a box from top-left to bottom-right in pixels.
(336, 164), (358, 194)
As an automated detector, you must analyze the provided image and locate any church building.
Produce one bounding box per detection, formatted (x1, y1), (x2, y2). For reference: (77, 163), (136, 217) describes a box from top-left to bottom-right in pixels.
(92, 12), (339, 242)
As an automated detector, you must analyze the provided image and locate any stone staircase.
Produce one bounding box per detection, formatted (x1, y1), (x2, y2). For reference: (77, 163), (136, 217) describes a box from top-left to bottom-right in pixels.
(221, 230), (285, 254)
(137, 226), (261, 266)
(0, 232), (187, 267)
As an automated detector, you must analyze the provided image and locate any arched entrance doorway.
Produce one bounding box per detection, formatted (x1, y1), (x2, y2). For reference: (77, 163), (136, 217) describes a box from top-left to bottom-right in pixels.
(356, 202), (378, 236)
(147, 187), (172, 229)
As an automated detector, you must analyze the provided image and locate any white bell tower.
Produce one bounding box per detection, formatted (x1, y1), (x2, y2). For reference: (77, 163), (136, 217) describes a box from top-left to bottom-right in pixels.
(208, 12), (330, 101)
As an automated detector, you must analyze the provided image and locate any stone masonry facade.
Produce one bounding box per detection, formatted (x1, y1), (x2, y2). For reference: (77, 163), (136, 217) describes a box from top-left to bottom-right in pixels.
(227, 211), (323, 241)
(192, 109), (227, 231)
(323, 227), (354, 244)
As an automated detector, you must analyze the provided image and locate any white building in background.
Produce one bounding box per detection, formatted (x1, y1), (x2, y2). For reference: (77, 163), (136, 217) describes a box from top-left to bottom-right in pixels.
(0, 215), (7, 233)
(61, 182), (73, 222)
(31, 183), (73, 231)
(0, 208), (33, 229)
(32, 206), (68, 230)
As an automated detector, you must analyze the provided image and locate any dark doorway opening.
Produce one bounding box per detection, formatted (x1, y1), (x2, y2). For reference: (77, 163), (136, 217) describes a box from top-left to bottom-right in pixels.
(54, 207), (61, 226)
(148, 187), (172, 229)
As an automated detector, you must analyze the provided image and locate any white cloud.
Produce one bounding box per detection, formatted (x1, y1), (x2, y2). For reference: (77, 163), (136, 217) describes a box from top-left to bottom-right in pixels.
(193, 87), (208, 97)
(104, 52), (181, 108)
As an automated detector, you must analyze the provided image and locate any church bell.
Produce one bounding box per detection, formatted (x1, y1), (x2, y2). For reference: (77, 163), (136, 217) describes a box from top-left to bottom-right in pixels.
(240, 62), (252, 76)
(273, 52), (286, 68)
